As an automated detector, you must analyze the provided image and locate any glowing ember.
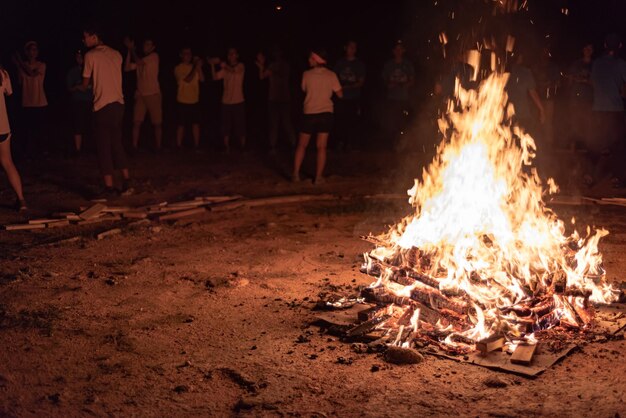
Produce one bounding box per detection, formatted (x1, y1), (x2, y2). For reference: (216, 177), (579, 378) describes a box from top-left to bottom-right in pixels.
(363, 73), (619, 352)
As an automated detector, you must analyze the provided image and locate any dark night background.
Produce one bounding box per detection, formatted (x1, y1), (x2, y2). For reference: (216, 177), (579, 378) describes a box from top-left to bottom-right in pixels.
(1, 0), (625, 150)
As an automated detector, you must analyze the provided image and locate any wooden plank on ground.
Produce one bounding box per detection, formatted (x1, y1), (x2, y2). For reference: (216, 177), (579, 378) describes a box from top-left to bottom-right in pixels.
(79, 203), (107, 220)
(510, 344), (537, 365)
(244, 194), (336, 208)
(46, 220), (71, 228)
(158, 207), (206, 221)
(5, 223), (46, 231)
(103, 206), (132, 213)
(123, 211), (148, 219)
(29, 218), (62, 225)
(97, 228), (122, 240)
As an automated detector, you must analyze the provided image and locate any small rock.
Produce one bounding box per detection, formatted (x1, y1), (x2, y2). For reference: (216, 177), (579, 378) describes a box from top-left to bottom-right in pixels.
(105, 278), (117, 286)
(295, 335), (310, 344)
(250, 345), (257, 350)
(150, 226), (162, 233)
(384, 346), (424, 365)
(47, 393), (61, 404)
(336, 357), (353, 365)
(371, 365), (381, 372)
(483, 377), (507, 388)
(307, 354), (318, 360)
(351, 343), (368, 354)
(173, 385), (189, 394)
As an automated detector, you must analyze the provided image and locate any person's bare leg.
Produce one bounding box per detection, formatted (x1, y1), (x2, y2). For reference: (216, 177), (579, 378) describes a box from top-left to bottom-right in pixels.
(132, 122), (141, 149)
(192, 124), (200, 148)
(103, 174), (114, 188)
(121, 169), (130, 180)
(74, 134), (82, 152)
(0, 139), (24, 201)
(315, 133), (329, 182)
(293, 132), (311, 179)
(224, 136), (230, 152)
(154, 124), (163, 150)
(176, 126), (185, 148)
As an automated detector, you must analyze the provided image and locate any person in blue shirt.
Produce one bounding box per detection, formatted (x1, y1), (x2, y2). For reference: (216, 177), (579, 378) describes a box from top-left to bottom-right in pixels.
(333, 40), (366, 152)
(587, 33), (626, 188)
(382, 41), (414, 149)
(66, 50), (93, 155)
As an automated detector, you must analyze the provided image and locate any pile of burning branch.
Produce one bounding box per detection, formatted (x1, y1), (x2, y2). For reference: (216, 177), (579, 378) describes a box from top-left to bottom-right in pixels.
(321, 74), (621, 366)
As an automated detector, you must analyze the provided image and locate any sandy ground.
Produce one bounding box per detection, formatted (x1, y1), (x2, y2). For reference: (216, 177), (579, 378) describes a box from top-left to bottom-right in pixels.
(0, 149), (624, 417)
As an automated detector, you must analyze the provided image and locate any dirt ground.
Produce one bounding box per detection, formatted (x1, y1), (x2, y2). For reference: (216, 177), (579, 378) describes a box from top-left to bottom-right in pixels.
(0, 149), (624, 417)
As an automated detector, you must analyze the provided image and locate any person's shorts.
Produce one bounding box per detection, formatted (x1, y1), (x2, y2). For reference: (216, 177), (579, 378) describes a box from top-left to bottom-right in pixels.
(220, 103), (246, 138)
(0, 133), (10, 143)
(177, 102), (201, 126)
(134, 93), (163, 124)
(301, 112), (333, 134)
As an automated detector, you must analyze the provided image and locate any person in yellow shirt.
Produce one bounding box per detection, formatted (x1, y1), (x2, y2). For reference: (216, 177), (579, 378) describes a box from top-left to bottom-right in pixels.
(174, 47), (204, 149)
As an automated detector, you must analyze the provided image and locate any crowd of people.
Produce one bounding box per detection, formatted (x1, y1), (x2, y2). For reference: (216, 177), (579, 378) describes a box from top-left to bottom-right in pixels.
(0, 24), (625, 209)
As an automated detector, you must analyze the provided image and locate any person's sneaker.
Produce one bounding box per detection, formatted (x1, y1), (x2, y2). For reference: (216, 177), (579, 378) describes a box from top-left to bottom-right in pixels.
(120, 179), (136, 196)
(313, 176), (326, 185)
(92, 186), (119, 202)
(291, 173), (301, 183)
(15, 199), (28, 213)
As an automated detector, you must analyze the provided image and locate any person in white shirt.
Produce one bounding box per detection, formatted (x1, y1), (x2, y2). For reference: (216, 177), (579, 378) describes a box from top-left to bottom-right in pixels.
(124, 37), (162, 151)
(293, 49), (342, 184)
(0, 67), (27, 211)
(12, 41), (48, 154)
(209, 47), (246, 152)
(81, 24), (132, 198)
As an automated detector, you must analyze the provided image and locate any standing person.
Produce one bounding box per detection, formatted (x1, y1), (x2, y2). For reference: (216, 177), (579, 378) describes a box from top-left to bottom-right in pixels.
(292, 48), (343, 184)
(533, 46), (560, 147)
(124, 37), (162, 151)
(505, 51), (545, 139)
(256, 47), (296, 153)
(382, 41), (414, 149)
(0, 66), (27, 211)
(209, 48), (246, 153)
(333, 40), (366, 151)
(565, 41), (594, 151)
(81, 24), (132, 198)
(12, 41), (48, 155)
(588, 34), (626, 188)
(174, 47), (204, 150)
(66, 50), (93, 155)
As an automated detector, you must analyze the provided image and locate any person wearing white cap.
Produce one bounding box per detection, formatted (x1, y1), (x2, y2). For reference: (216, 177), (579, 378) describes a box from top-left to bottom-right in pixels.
(293, 48), (343, 184)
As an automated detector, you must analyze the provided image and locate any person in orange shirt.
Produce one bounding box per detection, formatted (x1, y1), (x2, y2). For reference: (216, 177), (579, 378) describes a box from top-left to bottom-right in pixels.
(174, 47), (204, 150)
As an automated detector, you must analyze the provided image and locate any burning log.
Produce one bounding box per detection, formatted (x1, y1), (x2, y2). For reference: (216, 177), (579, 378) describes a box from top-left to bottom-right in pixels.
(345, 313), (391, 338)
(361, 287), (413, 306)
(409, 282), (467, 314)
(510, 343), (537, 365)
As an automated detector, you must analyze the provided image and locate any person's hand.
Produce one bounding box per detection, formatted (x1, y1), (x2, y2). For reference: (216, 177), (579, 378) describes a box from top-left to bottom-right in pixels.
(193, 56), (202, 67)
(123, 36), (134, 50)
(219, 61), (227, 70)
(207, 57), (221, 65)
(255, 52), (266, 68)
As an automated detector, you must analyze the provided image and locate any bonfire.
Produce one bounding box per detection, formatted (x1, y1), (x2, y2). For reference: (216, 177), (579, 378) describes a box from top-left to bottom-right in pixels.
(360, 73), (620, 355)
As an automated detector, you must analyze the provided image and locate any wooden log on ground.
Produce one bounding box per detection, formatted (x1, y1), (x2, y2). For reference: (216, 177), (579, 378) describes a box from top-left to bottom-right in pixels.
(195, 195), (242, 202)
(476, 334), (505, 355)
(97, 228), (122, 240)
(510, 343), (537, 365)
(158, 207), (206, 221)
(209, 201), (247, 212)
(5, 223), (46, 231)
(166, 200), (207, 209)
(123, 211), (148, 219)
(46, 220), (71, 228)
(79, 203), (107, 220)
(128, 219), (151, 228)
(357, 306), (383, 322)
(29, 218), (62, 225)
(361, 287), (414, 306)
(103, 206), (132, 213)
(76, 214), (122, 225)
